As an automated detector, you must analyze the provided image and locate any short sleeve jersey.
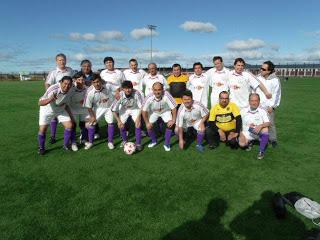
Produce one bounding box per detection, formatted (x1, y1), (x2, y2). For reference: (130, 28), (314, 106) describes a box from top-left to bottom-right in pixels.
(209, 102), (241, 132)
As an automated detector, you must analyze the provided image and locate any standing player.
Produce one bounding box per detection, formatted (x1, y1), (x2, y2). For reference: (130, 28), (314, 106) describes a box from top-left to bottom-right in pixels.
(167, 63), (189, 107)
(100, 56), (125, 95)
(79, 59), (94, 86)
(142, 82), (177, 151)
(83, 74), (115, 150)
(256, 61), (281, 147)
(112, 81), (144, 151)
(69, 72), (88, 151)
(142, 63), (169, 97)
(123, 59), (146, 93)
(239, 93), (270, 160)
(228, 58), (271, 110)
(206, 56), (230, 107)
(176, 90), (209, 152)
(37, 76), (75, 155)
(205, 91), (242, 149)
(45, 53), (74, 144)
(187, 62), (210, 108)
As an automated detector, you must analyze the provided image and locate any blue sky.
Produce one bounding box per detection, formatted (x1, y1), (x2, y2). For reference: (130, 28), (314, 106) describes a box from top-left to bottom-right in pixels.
(1, 0), (320, 72)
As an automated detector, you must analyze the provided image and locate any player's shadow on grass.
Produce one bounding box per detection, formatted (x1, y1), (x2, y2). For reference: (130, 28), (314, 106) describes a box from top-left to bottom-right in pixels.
(162, 198), (234, 240)
(229, 190), (309, 240)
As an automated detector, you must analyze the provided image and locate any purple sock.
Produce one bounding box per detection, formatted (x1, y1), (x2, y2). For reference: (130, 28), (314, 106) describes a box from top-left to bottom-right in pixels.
(259, 133), (269, 152)
(108, 124), (114, 143)
(38, 133), (46, 150)
(147, 129), (157, 143)
(164, 128), (172, 146)
(88, 126), (95, 143)
(81, 127), (88, 141)
(197, 132), (205, 145)
(50, 119), (58, 138)
(63, 128), (72, 147)
(71, 127), (76, 144)
(120, 127), (128, 142)
(135, 128), (141, 145)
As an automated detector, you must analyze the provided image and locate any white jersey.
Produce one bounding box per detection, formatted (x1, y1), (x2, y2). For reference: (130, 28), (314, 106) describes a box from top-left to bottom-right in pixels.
(69, 86), (88, 115)
(46, 67), (74, 86)
(123, 69), (146, 92)
(83, 85), (114, 109)
(206, 67), (230, 106)
(187, 73), (210, 108)
(241, 107), (270, 132)
(142, 91), (177, 114)
(177, 101), (209, 128)
(228, 70), (260, 109)
(40, 83), (71, 113)
(100, 69), (125, 93)
(111, 90), (144, 112)
(142, 73), (169, 96)
(256, 74), (281, 109)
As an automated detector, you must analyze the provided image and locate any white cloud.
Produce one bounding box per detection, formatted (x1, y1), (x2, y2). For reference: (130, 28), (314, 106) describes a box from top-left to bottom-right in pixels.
(180, 21), (217, 33)
(226, 39), (266, 51)
(84, 44), (130, 53)
(305, 30), (320, 37)
(130, 28), (159, 40)
(67, 31), (124, 42)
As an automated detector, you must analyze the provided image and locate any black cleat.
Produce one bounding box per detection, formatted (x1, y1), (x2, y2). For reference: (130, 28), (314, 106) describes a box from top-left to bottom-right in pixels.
(136, 144), (143, 151)
(208, 145), (218, 150)
(257, 151), (265, 160)
(62, 145), (70, 151)
(38, 148), (45, 155)
(271, 141), (278, 148)
(49, 136), (57, 144)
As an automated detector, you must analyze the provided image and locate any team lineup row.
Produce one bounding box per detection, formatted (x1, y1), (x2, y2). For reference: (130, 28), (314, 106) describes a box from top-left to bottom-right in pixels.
(38, 54), (281, 159)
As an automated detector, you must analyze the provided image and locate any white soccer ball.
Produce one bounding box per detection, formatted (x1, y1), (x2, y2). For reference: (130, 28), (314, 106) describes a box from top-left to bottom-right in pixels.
(123, 142), (136, 155)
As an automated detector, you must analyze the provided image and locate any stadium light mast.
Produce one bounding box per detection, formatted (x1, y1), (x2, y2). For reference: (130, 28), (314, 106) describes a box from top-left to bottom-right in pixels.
(147, 25), (157, 62)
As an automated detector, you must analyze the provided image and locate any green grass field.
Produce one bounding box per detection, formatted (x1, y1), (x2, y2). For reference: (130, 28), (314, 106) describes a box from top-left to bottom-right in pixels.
(1, 78), (320, 240)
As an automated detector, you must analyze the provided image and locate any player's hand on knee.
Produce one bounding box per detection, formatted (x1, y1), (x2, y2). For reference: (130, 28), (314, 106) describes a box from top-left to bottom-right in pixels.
(146, 123), (153, 130)
(118, 121), (124, 129)
(167, 120), (174, 128)
(135, 121), (141, 129)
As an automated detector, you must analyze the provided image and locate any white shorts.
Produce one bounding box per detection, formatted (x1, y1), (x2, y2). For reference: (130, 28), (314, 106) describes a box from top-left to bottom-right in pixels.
(242, 130), (259, 141)
(39, 106), (71, 125)
(90, 107), (114, 124)
(73, 113), (87, 122)
(175, 119), (202, 133)
(119, 109), (141, 123)
(149, 111), (172, 124)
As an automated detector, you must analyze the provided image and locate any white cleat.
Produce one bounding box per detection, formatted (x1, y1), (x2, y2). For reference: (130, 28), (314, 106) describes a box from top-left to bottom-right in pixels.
(163, 145), (171, 152)
(94, 133), (100, 140)
(84, 142), (93, 150)
(71, 144), (78, 152)
(148, 142), (157, 148)
(108, 142), (115, 150)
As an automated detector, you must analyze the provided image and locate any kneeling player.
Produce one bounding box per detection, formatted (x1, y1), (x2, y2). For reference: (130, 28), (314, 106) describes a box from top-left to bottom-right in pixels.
(239, 93), (270, 160)
(205, 91), (242, 149)
(69, 72), (88, 151)
(37, 76), (74, 155)
(83, 74), (115, 150)
(142, 82), (177, 151)
(176, 91), (209, 152)
(112, 81), (144, 151)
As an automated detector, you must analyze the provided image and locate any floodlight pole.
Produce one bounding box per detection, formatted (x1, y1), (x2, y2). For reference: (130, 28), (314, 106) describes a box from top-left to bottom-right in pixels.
(147, 25), (157, 62)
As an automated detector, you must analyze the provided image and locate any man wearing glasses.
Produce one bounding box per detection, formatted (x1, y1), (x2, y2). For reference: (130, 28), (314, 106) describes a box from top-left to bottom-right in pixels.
(256, 61), (281, 147)
(205, 91), (242, 149)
